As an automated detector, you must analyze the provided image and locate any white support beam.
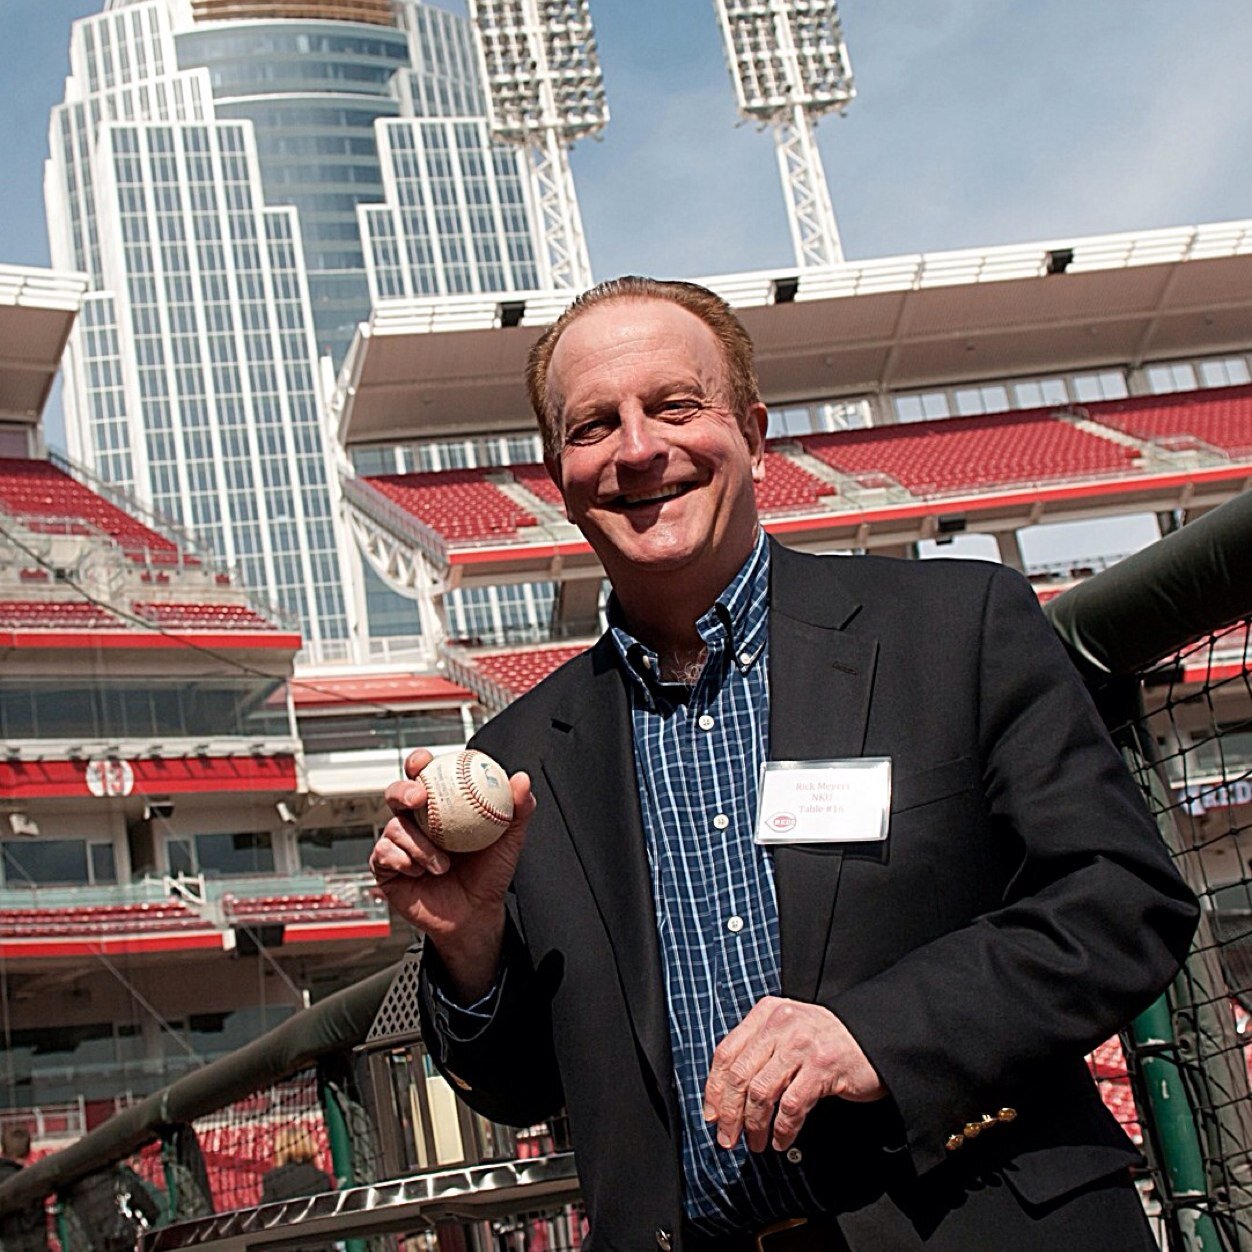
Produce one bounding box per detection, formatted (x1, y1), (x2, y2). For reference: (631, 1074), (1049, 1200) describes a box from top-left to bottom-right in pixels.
(527, 130), (593, 290)
(775, 108), (843, 269)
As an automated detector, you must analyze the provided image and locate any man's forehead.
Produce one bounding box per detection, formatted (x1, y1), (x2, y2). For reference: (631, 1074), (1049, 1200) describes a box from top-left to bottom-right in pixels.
(549, 297), (724, 385)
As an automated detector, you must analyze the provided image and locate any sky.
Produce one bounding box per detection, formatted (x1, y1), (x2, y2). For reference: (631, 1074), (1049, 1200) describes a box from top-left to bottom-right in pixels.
(2, 0), (1250, 561)
(6, 0), (1252, 276)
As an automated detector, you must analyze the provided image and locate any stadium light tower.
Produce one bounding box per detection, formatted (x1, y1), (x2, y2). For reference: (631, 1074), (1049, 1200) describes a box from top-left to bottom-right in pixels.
(468, 0), (608, 290)
(714, 0), (855, 269)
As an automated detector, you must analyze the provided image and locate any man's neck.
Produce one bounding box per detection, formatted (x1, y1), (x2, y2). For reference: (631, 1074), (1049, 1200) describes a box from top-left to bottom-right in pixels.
(611, 533), (761, 676)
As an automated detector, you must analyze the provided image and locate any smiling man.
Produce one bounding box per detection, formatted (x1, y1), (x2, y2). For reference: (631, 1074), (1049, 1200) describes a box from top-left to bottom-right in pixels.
(370, 277), (1197, 1251)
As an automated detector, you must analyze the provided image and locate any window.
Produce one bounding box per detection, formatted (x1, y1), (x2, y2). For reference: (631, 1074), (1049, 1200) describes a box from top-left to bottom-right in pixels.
(192, 832), (274, 877)
(1, 839), (90, 887)
(297, 826), (377, 871)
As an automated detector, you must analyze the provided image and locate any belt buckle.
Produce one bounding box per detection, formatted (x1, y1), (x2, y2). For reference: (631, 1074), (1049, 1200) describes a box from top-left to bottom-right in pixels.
(755, 1217), (808, 1251)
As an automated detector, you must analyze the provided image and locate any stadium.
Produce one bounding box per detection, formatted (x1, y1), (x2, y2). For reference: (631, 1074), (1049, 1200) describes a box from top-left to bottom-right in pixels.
(0, 0), (1249, 1249)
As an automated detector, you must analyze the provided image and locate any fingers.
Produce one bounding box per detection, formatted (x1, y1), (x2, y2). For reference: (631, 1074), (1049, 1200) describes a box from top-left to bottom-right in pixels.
(370, 810), (450, 884)
(703, 999), (884, 1154)
(403, 747), (433, 781)
(507, 771), (537, 832)
(704, 997), (784, 1150)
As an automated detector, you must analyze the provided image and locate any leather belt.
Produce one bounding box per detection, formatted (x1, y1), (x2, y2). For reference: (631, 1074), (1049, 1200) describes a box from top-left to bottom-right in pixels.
(684, 1214), (849, 1252)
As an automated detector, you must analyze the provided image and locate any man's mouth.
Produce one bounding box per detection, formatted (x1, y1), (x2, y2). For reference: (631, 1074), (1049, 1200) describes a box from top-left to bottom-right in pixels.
(612, 482), (695, 509)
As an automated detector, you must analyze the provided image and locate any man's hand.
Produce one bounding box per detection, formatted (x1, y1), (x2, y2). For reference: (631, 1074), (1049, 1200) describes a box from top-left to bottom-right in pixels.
(369, 748), (535, 999)
(703, 996), (885, 1153)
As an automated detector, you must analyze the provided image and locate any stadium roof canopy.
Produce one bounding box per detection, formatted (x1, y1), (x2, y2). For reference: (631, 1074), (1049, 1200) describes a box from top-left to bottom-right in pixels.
(336, 219), (1252, 447)
(0, 265), (88, 424)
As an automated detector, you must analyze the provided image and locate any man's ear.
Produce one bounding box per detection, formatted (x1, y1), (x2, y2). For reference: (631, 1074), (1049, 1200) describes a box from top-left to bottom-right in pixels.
(745, 402), (768, 480)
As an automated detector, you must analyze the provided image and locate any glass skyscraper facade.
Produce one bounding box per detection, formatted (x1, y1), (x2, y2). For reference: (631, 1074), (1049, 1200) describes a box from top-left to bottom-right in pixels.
(46, 0), (551, 659)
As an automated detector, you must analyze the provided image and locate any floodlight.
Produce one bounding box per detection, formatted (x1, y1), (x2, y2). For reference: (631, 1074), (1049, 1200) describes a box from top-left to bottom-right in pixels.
(714, 0), (855, 268)
(468, 0), (607, 288)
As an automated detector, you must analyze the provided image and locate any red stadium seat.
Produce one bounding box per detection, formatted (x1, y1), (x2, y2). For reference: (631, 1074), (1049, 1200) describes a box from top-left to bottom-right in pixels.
(363, 469), (539, 542)
(1087, 383), (1252, 456)
(801, 411), (1130, 496)
(471, 645), (589, 698)
(0, 458), (184, 562)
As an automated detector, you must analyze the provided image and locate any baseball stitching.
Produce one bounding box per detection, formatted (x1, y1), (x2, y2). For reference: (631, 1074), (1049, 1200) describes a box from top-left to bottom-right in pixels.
(456, 752), (512, 826)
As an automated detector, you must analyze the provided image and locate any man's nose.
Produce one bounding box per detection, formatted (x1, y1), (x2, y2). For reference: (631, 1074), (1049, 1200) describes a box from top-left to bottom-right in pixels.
(615, 407), (666, 467)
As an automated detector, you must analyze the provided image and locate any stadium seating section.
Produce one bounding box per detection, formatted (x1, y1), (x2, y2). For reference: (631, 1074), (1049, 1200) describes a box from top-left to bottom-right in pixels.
(0, 901), (209, 937)
(0, 458), (183, 561)
(1093, 383), (1252, 456)
(754, 449), (833, 510)
(472, 645), (589, 698)
(222, 893), (372, 926)
(132, 601), (274, 630)
(354, 388), (1252, 544)
(0, 599), (118, 629)
(0, 597), (281, 633)
(801, 411), (1132, 496)
(510, 461), (565, 507)
(364, 469), (537, 540)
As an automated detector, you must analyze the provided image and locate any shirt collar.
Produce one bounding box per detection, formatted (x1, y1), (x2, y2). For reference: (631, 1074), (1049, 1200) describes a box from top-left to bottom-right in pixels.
(609, 529), (770, 697)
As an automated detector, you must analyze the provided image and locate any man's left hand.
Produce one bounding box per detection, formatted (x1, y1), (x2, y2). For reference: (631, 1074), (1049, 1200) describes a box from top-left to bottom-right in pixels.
(703, 996), (886, 1153)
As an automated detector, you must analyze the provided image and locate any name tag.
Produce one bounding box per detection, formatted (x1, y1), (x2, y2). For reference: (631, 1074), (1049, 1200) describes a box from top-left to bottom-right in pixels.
(755, 758), (892, 845)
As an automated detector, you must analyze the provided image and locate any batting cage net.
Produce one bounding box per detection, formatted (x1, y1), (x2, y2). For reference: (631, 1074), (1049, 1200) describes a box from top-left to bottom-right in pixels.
(1121, 617), (1252, 1249)
(1050, 490), (1252, 1251)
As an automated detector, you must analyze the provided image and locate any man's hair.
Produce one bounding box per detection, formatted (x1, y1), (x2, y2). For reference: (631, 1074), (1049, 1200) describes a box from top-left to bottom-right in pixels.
(525, 276), (762, 461)
(273, 1125), (318, 1167)
(1, 1123), (31, 1160)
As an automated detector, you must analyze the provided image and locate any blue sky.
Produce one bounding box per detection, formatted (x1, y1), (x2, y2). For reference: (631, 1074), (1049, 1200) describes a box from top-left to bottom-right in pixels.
(6, 0), (1252, 277)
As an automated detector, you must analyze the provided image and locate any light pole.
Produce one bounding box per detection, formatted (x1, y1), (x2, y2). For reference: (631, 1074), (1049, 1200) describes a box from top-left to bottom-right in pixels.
(468, 0), (608, 290)
(714, 0), (855, 268)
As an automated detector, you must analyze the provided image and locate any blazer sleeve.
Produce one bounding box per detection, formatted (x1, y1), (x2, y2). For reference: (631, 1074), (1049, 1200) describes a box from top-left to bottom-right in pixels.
(419, 902), (566, 1129)
(829, 564), (1199, 1174)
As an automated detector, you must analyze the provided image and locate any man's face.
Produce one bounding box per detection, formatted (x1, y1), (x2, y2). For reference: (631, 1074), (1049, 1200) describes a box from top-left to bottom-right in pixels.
(544, 298), (766, 603)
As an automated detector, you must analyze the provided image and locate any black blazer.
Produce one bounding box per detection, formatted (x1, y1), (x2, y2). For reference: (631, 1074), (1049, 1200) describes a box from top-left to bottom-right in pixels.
(421, 542), (1197, 1249)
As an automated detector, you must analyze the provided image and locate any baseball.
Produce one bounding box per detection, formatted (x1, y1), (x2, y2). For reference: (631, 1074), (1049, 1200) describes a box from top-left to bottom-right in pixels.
(417, 749), (514, 853)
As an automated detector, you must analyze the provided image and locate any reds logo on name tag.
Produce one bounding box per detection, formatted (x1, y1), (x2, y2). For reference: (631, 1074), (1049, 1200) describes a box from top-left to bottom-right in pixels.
(755, 758), (892, 845)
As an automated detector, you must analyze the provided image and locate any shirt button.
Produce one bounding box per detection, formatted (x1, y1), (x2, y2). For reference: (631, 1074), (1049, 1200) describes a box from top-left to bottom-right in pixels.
(655, 1230), (672, 1251)
(785, 1146), (803, 1164)
(726, 915), (744, 933)
(697, 713), (715, 730)
(738, 650), (753, 667)
(712, 813), (730, 830)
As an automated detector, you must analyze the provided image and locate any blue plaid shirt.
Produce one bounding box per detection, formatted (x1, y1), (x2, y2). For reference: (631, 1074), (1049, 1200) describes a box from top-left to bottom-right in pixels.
(609, 530), (824, 1233)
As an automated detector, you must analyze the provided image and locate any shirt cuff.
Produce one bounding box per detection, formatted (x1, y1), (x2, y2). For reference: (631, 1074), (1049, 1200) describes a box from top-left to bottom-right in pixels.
(429, 969), (504, 1041)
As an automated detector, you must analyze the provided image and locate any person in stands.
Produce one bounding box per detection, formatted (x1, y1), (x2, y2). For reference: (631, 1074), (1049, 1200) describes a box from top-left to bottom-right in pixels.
(0, 1124), (47, 1252)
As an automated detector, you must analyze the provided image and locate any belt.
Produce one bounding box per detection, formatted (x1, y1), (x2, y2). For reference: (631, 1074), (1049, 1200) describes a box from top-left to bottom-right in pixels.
(683, 1215), (849, 1252)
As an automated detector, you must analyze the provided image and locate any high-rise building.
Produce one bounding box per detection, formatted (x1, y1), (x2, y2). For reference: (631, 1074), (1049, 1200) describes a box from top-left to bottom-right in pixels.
(45, 0), (558, 659)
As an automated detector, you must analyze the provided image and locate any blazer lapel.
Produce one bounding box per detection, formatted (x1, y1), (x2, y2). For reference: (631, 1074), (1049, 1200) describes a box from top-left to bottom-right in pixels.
(541, 640), (673, 1092)
(768, 542), (879, 1002)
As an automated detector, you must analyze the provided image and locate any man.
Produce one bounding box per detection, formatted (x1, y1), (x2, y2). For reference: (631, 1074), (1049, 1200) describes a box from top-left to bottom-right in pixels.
(0, 1124), (46, 1252)
(371, 277), (1198, 1251)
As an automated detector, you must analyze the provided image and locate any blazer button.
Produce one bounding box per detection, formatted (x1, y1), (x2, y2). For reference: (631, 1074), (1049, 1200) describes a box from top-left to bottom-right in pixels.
(997, 1107), (1018, 1122)
(785, 1147), (803, 1164)
(656, 1228), (673, 1251)
(945, 1135), (964, 1152)
(963, 1122), (983, 1139)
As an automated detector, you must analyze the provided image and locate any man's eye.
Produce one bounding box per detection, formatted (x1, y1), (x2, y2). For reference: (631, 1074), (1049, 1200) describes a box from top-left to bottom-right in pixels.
(657, 399), (703, 420)
(565, 418), (612, 445)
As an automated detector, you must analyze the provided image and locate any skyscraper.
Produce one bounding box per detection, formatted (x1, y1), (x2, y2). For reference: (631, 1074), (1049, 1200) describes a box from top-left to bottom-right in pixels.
(46, 0), (555, 658)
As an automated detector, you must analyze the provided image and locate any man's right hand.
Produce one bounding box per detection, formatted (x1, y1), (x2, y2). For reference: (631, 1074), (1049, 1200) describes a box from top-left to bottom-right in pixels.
(370, 748), (535, 1000)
